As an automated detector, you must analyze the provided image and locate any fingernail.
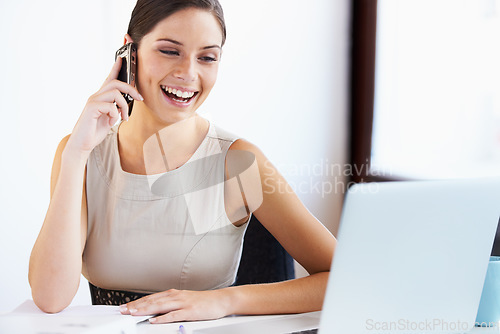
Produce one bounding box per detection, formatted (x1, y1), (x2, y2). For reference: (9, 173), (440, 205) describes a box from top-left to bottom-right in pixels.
(138, 94), (144, 101)
(129, 308), (138, 314)
(149, 318), (157, 323)
(119, 305), (128, 313)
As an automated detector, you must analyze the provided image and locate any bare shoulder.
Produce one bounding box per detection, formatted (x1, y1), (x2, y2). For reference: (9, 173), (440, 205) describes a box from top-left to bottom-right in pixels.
(226, 139), (276, 177)
(227, 139), (271, 167)
(228, 138), (261, 154)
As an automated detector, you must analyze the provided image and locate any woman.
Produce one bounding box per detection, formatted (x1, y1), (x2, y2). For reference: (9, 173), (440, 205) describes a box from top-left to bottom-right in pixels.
(28, 0), (336, 324)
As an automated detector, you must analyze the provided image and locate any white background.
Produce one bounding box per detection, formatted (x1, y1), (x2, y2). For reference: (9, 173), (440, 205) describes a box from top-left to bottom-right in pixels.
(0, 0), (350, 312)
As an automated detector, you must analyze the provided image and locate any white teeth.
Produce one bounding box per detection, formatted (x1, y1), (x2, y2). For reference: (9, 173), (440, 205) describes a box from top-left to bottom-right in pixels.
(161, 86), (196, 100)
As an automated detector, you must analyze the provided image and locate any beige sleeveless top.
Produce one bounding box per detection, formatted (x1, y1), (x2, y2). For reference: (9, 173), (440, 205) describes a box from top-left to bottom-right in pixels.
(82, 121), (248, 294)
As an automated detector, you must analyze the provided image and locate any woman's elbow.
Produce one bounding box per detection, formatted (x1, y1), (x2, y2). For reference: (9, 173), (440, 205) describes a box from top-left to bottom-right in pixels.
(28, 266), (79, 313)
(29, 276), (74, 314)
(31, 289), (72, 314)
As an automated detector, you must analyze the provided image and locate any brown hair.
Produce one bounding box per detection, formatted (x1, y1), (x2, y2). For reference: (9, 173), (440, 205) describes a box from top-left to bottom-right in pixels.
(127, 0), (226, 47)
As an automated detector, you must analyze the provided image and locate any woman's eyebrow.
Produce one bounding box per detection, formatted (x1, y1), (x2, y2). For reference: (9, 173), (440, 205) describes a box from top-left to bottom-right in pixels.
(202, 45), (221, 50)
(157, 38), (221, 50)
(158, 38), (182, 45)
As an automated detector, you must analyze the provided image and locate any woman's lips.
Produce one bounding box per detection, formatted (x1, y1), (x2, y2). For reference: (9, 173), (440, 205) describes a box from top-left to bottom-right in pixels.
(160, 85), (198, 107)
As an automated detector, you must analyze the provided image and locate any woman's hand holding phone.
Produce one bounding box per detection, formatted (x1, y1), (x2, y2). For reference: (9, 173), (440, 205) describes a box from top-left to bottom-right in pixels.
(66, 57), (143, 158)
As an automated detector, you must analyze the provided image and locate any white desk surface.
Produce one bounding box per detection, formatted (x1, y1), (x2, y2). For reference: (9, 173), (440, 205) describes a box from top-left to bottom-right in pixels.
(2, 300), (321, 334)
(3, 300), (499, 333)
(136, 314), (499, 334)
(137, 312), (321, 334)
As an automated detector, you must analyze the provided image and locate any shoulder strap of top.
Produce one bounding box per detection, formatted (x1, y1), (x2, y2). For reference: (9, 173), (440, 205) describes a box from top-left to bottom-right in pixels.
(210, 124), (241, 145)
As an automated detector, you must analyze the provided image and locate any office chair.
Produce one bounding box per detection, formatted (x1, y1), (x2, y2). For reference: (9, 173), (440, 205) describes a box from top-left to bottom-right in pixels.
(234, 214), (295, 285)
(89, 214), (295, 305)
(491, 218), (500, 256)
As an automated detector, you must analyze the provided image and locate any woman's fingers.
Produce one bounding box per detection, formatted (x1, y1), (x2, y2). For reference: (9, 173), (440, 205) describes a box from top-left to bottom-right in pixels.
(119, 289), (229, 324)
(90, 89), (127, 120)
(109, 89), (129, 122)
(122, 291), (180, 316)
(149, 310), (186, 324)
(89, 101), (120, 126)
(94, 86), (143, 121)
(112, 80), (144, 103)
(103, 57), (123, 86)
(97, 80), (143, 109)
(67, 58), (142, 153)
(101, 58), (144, 103)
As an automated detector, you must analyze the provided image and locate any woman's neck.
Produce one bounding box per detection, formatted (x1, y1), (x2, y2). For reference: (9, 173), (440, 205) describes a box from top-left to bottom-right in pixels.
(117, 104), (210, 174)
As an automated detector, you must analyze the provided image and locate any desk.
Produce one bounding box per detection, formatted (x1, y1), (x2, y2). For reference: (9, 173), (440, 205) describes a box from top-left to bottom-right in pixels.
(136, 314), (500, 334)
(2, 301), (498, 334)
(2, 300), (321, 334)
(135, 313), (500, 334)
(137, 312), (321, 334)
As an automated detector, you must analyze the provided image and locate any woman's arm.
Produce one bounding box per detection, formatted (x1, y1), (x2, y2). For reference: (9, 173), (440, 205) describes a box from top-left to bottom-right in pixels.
(28, 58), (142, 313)
(28, 136), (89, 313)
(223, 138), (336, 314)
(120, 272), (330, 324)
(120, 139), (336, 322)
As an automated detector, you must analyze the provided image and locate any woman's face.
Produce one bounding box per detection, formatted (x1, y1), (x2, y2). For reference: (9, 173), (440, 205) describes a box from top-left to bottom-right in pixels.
(134, 8), (223, 123)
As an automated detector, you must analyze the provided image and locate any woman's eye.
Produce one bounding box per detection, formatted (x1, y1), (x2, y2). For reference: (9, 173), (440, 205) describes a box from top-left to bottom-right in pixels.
(199, 56), (217, 63)
(160, 50), (179, 56)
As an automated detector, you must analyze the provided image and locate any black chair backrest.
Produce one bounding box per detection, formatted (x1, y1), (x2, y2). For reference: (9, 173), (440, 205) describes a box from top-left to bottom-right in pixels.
(491, 217), (500, 256)
(234, 214), (295, 285)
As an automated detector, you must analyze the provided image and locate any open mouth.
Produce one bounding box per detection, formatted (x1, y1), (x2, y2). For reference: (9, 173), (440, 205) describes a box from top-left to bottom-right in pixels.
(161, 85), (198, 104)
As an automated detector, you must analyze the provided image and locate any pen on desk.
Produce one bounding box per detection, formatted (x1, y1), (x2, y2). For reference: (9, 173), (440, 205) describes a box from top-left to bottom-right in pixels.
(178, 324), (187, 334)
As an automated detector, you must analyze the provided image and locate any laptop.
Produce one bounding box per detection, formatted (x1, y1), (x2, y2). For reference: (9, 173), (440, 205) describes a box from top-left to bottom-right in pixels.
(195, 178), (500, 334)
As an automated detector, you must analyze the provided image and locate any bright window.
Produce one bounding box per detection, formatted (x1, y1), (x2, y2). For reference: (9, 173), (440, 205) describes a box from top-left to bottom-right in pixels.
(371, 0), (500, 179)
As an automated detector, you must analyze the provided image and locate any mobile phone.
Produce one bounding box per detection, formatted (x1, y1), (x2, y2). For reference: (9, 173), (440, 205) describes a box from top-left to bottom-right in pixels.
(115, 43), (137, 105)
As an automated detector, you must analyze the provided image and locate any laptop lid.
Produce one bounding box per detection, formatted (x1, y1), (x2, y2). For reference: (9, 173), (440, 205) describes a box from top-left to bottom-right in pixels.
(320, 178), (500, 333)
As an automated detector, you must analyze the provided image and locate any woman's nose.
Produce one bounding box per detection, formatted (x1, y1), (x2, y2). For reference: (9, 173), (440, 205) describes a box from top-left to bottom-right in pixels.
(174, 57), (197, 82)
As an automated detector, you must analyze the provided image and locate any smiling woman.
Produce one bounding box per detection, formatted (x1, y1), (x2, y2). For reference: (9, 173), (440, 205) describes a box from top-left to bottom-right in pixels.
(26, 0), (337, 324)
(128, 7), (222, 123)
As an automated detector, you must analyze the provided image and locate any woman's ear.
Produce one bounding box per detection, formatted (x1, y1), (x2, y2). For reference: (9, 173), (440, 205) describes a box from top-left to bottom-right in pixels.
(124, 33), (134, 45)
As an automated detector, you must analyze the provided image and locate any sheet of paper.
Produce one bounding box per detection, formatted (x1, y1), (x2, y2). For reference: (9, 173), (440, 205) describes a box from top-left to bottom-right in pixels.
(1, 300), (153, 334)
(10, 299), (152, 322)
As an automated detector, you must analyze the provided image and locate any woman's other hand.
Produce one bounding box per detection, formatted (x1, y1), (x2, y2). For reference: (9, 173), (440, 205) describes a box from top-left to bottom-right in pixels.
(66, 57), (143, 156)
(119, 289), (231, 323)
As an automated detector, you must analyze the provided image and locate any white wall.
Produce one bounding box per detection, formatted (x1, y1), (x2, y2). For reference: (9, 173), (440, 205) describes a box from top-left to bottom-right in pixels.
(0, 0), (350, 313)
